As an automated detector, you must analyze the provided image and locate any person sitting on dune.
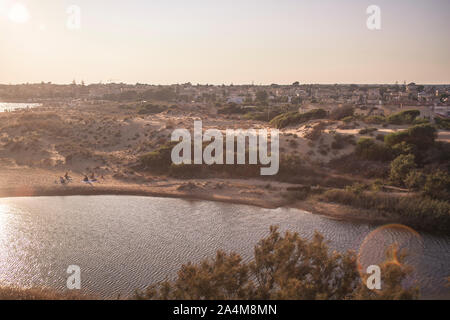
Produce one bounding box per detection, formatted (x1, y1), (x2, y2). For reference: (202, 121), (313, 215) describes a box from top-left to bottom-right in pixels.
(64, 172), (72, 181)
(60, 177), (66, 185)
(83, 175), (89, 182)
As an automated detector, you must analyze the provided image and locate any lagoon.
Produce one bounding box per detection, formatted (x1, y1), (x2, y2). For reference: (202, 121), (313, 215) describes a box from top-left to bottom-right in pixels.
(0, 196), (448, 299)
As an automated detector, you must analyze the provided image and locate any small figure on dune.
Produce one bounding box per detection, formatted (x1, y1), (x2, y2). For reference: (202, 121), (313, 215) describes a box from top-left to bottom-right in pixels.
(83, 175), (89, 182)
(59, 176), (66, 185)
(90, 172), (98, 182)
(64, 172), (72, 181)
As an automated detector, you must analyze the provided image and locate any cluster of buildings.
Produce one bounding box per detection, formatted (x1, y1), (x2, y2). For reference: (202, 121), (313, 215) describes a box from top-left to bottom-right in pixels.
(1, 82), (449, 117)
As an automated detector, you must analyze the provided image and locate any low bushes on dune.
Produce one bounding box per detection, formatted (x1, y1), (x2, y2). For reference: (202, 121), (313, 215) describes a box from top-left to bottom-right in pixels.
(270, 109), (327, 129)
(387, 109), (421, 125)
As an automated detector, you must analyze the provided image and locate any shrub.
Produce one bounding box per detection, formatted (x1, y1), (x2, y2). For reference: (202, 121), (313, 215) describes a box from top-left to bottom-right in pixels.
(355, 138), (393, 161)
(140, 144), (173, 172)
(435, 117), (450, 130)
(413, 118), (430, 125)
(389, 154), (416, 186)
(391, 142), (417, 157)
(331, 133), (355, 150)
(322, 189), (450, 233)
(304, 122), (326, 141)
(218, 104), (246, 115)
(135, 226), (417, 300)
(387, 109), (420, 125)
(341, 116), (355, 123)
(404, 170), (426, 191)
(359, 127), (378, 135)
(422, 170), (450, 200)
(330, 106), (354, 120)
(138, 104), (166, 115)
(363, 115), (386, 124)
(270, 109), (327, 129)
(385, 123), (437, 150)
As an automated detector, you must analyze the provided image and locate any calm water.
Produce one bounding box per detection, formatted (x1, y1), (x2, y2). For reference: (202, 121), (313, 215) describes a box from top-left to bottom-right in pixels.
(0, 196), (448, 299)
(0, 102), (41, 112)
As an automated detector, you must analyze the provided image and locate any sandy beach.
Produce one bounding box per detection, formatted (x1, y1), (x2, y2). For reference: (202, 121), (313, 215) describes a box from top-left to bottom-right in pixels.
(0, 166), (396, 227)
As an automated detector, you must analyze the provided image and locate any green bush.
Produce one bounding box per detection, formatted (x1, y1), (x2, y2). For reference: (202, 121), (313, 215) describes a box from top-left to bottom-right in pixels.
(135, 226), (418, 300)
(270, 109), (327, 129)
(389, 154), (416, 186)
(422, 170), (450, 200)
(330, 106), (354, 120)
(359, 127), (378, 135)
(331, 134), (355, 150)
(385, 123), (437, 150)
(435, 117), (450, 130)
(355, 138), (393, 161)
(363, 115), (386, 124)
(406, 123), (437, 149)
(140, 144), (173, 172)
(138, 104), (167, 115)
(387, 109), (420, 125)
(341, 116), (355, 123)
(391, 142), (417, 157)
(404, 170), (426, 191)
(322, 189), (450, 233)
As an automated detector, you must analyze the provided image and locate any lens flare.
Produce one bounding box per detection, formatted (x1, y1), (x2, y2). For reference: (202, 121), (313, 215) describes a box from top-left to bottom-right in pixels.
(357, 224), (424, 283)
(8, 2), (30, 24)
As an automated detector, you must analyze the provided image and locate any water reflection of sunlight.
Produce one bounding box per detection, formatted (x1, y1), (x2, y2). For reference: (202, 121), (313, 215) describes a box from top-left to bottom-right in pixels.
(0, 202), (12, 270)
(0, 202), (11, 232)
(0, 200), (17, 231)
(0, 202), (9, 216)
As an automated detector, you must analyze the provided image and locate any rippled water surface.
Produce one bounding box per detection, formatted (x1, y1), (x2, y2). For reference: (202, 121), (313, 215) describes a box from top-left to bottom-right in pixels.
(0, 196), (448, 299)
(0, 102), (41, 112)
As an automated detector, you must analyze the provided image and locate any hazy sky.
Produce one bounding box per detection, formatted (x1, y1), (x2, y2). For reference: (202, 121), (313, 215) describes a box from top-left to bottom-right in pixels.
(1, 0), (449, 84)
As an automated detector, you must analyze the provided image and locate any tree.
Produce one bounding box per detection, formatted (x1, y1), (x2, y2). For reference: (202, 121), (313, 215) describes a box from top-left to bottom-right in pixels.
(135, 227), (418, 300)
(385, 123), (437, 150)
(389, 154), (416, 186)
(422, 170), (450, 200)
(404, 170), (426, 191)
(355, 138), (393, 162)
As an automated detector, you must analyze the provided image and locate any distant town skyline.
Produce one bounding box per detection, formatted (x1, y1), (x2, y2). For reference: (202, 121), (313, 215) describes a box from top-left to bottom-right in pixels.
(1, 0), (449, 85)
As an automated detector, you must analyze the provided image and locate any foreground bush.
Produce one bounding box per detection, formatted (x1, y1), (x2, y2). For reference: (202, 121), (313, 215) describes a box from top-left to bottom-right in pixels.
(135, 227), (418, 300)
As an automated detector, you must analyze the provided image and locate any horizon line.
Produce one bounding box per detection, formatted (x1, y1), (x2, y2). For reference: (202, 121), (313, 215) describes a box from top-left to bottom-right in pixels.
(2, 81), (450, 86)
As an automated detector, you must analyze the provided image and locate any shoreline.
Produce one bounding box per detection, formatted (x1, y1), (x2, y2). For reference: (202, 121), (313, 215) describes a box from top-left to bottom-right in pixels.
(0, 179), (394, 227)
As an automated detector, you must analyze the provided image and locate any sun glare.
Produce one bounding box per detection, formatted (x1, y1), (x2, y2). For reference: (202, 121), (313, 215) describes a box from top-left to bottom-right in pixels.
(8, 3), (30, 24)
